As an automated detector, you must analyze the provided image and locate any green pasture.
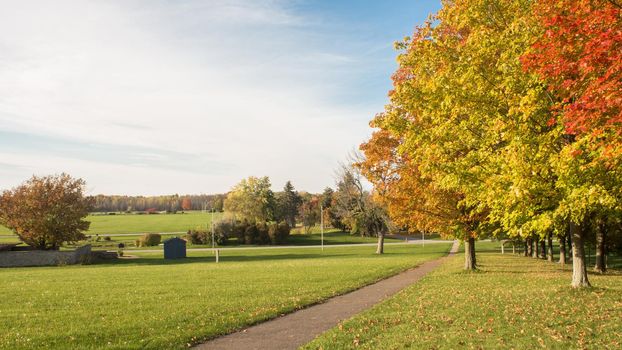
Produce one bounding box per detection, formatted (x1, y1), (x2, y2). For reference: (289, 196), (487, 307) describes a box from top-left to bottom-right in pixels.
(0, 211), (222, 236)
(0, 243), (451, 350)
(305, 241), (622, 349)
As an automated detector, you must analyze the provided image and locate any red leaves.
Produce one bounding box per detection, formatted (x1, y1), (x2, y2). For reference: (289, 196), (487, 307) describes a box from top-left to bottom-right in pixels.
(523, 0), (622, 147)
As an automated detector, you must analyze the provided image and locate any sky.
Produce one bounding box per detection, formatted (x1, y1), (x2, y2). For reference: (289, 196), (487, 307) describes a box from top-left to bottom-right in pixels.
(0, 0), (441, 196)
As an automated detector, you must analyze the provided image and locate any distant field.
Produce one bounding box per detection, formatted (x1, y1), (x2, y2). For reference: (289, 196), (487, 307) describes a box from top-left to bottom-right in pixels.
(0, 211), (222, 236)
(0, 243), (451, 349)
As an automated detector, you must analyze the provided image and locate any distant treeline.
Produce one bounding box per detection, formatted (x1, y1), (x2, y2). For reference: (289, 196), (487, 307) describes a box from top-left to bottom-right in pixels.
(90, 194), (225, 213)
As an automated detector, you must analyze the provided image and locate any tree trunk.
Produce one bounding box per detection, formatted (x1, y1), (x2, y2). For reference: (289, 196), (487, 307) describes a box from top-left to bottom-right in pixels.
(570, 222), (591, 288)
(566, 234), (572, 258)
(523, 240), (529, 257)
(471, 237), (477, 267)
(376, 232), (385, 254)
(594, 224), (606, 273)
(464, 237), (476, 270)
(559, 234), (566, 265)
(527, 238), (532, 257)
(547, 234), (553, 262)
(540, 239), (546, 259)
(532, 238), (538, 258)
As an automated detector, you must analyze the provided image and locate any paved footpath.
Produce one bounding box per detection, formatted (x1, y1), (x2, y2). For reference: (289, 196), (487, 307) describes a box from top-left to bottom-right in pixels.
(195, 240), (460, 350)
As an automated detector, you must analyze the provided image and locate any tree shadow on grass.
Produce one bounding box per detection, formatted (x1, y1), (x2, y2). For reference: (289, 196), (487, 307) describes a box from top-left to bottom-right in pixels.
(95, 252), (356, 267)
(93, 249), (427, 267)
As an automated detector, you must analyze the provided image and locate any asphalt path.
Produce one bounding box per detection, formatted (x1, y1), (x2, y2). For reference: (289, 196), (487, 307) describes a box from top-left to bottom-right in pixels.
(194, 240), (460, 350)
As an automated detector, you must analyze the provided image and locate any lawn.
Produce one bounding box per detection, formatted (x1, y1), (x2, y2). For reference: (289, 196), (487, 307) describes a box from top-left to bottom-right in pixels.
(0, 243), (451, 349)
(304, 241), (622, 349)
(0, 211), (222, 236)
(283, 230), (402, 246)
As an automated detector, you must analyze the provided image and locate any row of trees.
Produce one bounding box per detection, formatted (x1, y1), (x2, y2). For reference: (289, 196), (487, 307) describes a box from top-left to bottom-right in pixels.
(91, 194), (225, 213)
(0, 172), (386, 250)
(223, 176), (388, 251)
(358, 0), (622, 287)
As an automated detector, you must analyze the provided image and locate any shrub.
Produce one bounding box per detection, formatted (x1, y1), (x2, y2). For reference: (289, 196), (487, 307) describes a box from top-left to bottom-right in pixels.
(275, 221), (291, 244)
(212, 221), (233, 245)
(268, 223), (279, 244)
(185, 227), (228, 246)
(244, 224), (259, 244)
(185, 230), (209, 245)
(215, 219), (290, 245)
(232, 221), (248, 242)
(256, 222), (271, 245)
(137, 233), (161, 247)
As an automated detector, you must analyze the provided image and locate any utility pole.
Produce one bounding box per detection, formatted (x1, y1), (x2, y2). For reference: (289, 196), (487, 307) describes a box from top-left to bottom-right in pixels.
(211, 209), (215, 250)
(320, 203), (324, 252)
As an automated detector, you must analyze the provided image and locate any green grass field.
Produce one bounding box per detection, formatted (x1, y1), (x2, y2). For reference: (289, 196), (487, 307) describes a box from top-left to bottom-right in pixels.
(0, 243), (451, 349)
(0, 212), (404, 248)
(0, 230), (403, 250)
(0, 211), (222, 236)
(304, 242), (622, 349)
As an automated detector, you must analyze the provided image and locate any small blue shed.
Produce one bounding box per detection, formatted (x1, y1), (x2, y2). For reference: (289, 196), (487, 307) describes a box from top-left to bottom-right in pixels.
(163, 237), (186, 259)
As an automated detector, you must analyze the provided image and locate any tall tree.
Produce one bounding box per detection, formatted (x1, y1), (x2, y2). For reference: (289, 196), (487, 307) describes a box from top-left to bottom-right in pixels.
(523, 0), (622, 143)
(0, 174), (93, 250)
(276, 181), (302, 228)
(224, 176), (276, 223)
(523, 0), (622, 287)
(181, 197), (192, 211)
(333, 161), (389, 253)
(319, 187), (346, 230)
(298, 195), (320, 234)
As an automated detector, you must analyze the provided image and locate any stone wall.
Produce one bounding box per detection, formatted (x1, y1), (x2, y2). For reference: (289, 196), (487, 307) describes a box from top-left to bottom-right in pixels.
(0, 245), (92, 268)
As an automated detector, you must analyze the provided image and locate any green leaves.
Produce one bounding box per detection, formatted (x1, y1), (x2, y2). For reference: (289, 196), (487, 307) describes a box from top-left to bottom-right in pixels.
(223, 176), (276, 223)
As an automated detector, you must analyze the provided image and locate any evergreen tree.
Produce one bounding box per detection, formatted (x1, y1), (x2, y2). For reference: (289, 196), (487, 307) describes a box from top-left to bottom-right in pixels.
(276, 181), (302, 227)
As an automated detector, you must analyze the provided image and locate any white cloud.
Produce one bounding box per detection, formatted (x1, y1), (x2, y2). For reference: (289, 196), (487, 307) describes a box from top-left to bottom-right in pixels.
(0, 0), (386, 194)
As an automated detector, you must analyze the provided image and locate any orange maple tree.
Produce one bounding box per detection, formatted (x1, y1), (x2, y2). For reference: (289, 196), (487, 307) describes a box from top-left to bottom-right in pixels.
(0, 174), (93, 250)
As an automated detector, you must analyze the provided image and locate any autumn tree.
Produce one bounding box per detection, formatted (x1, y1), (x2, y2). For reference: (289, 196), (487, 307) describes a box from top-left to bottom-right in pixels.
(333, 161), (389, 254)
(523, 0), (622, 142)
(224, 176), (276, 223)
(181, 197), (192, 211)
(359, 0), (579, 271)
(320, 187), (345, 230)
(523, 0), (622, 286)
(0, 174), (93, 250)
(298, 195), (320, 234)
